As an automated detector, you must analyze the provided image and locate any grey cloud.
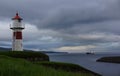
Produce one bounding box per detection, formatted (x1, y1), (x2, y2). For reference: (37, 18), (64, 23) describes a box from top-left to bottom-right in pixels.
(38, 0), (120, 31)
(0, 0), (120, 52)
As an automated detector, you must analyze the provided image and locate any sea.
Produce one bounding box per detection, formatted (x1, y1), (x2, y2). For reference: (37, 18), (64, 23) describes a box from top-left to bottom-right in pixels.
(47, 53), (120, 76)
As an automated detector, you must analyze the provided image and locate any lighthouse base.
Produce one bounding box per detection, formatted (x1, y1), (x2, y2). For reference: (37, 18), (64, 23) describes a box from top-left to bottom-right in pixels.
(12, 40), (23, 51)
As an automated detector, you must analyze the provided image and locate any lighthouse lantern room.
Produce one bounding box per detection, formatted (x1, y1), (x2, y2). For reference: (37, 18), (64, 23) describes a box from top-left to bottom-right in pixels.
(10, 13), (25, 51)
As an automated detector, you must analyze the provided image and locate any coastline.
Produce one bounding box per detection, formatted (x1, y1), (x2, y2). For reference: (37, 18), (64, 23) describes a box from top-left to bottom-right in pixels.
(0, 51), (101, 76)
(49, 53), (120, 76)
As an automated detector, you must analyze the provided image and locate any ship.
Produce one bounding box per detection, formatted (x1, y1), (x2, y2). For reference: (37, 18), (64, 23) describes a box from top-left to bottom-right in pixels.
(86, 51), (95, 55)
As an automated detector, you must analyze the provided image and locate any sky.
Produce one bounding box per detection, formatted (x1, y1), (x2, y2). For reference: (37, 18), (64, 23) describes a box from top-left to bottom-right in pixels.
(0, 0), (120, 53)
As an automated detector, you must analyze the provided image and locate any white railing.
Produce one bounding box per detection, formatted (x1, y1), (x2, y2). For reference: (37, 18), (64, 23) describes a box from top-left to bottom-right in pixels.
(10, 24), (25, 29)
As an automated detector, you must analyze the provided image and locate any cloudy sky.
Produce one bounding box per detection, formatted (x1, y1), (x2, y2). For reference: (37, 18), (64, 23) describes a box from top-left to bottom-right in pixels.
(0, 0), (120, 53)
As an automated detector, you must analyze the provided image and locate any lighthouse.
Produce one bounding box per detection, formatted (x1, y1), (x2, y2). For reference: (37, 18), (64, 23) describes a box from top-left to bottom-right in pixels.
(10, 13), (25, 51)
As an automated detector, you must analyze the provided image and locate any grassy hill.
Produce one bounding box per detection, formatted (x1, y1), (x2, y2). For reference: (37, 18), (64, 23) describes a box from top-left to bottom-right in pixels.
(0, 51), (101, 76)
(0, 51), (49, 61)
(97, 56), (120, 63)
(34, 61), (101, 76)
(0, 55), (98, 76)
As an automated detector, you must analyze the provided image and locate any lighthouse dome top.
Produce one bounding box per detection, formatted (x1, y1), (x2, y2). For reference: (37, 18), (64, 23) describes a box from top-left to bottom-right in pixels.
(12, 13), (23, 20)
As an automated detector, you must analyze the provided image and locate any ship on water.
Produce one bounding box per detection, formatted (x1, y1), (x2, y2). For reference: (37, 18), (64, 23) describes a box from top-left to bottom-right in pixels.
(86, 51), (95, 55)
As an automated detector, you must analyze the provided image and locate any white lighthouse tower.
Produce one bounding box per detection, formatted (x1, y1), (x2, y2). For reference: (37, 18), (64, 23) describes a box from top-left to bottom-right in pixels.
(10, 13), (25, 51)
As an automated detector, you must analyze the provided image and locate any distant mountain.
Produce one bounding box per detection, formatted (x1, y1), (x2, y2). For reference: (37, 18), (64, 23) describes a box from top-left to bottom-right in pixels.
(0, 47), (11, 51)
(0, 47), (31, 51)
(0, 47), (68, 54)
(25, 50), (68, 54)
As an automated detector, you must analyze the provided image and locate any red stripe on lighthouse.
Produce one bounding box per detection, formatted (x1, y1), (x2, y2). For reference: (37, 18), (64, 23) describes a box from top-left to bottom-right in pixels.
(16, 32), (22, 39)
(13, 32), (22, 39)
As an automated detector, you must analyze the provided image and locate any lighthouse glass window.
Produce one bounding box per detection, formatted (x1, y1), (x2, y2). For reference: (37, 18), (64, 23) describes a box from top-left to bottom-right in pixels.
(13, 20), (22, 27)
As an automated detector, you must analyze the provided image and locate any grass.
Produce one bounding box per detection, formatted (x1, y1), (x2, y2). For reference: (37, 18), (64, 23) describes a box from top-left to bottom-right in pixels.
(0, 55), (94, 76)
(0, 51), (49, 61)
(34, 61), (101, 76)
(34, 61), (83, 72)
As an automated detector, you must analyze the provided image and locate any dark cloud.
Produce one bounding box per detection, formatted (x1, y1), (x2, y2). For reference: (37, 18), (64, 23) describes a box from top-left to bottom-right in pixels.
(40, 7), (120, 30)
